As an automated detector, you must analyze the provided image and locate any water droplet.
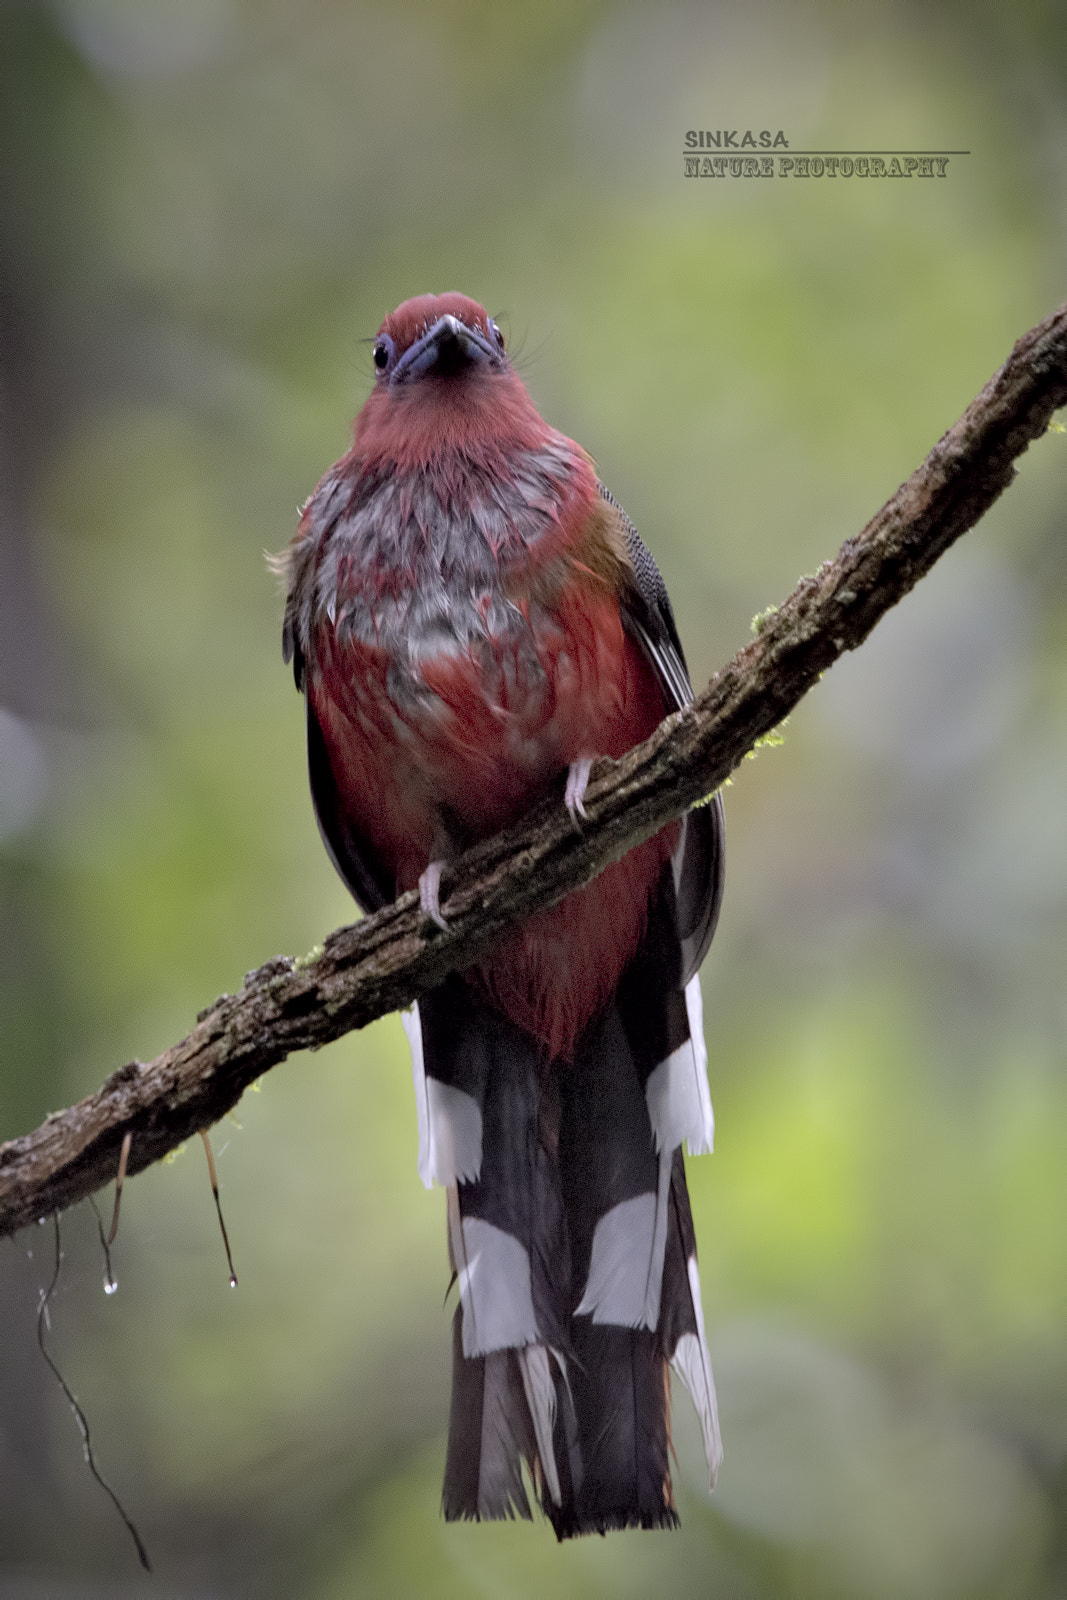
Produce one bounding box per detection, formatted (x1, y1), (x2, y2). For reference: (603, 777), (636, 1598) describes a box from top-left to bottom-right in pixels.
(37, 1216), (47, 1226)
(104, 1279), (118, 1296)
(228, 1274), (238, 1289)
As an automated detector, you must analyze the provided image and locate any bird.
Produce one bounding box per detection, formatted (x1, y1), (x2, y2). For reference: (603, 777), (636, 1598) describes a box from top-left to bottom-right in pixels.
(279, 292), (724, 1536)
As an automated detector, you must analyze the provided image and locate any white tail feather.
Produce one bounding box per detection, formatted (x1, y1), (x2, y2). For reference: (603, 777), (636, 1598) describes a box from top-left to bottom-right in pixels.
(670, 1255), (722, 1487)
(518, 1344), (562, 1507)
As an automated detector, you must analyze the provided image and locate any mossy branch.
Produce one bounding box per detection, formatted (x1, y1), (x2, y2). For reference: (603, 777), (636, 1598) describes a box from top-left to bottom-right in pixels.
(2, 301), (1066, 1238)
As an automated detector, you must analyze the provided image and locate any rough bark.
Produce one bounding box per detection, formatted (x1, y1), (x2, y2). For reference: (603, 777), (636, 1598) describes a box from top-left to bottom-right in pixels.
(2, 301), (1066, 1239)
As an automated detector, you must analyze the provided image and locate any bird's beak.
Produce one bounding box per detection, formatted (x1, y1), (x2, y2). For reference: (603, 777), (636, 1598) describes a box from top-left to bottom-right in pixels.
(391, 314), (504, 383)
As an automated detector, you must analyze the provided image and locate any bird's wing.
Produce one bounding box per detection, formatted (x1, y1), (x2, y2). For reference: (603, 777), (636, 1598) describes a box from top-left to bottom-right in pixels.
(304, 694), (394, 914)
(282, 521), (395, 918)
(598, 480), (725, 983)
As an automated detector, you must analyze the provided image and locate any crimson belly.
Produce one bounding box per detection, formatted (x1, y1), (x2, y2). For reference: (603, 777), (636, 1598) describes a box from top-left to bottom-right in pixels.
(311, 582), (676, 1060)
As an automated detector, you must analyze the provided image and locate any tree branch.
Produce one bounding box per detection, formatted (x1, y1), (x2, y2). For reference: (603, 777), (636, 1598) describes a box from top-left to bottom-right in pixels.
(3, 302), (1066, 1239)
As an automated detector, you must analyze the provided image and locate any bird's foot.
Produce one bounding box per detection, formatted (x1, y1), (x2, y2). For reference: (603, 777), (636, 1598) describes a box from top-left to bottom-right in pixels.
(419, 860), (450, 931)
(565, 757), (593, 826)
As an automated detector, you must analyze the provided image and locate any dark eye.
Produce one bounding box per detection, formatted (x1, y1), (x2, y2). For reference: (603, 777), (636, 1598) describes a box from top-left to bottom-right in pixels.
(488, 319), (505, 351)
(373, 336), (395, 372)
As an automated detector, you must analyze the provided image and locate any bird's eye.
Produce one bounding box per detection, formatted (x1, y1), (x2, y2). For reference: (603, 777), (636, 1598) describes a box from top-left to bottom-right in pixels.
(373, 337), (394, 372)
(488, 319), (505, 352)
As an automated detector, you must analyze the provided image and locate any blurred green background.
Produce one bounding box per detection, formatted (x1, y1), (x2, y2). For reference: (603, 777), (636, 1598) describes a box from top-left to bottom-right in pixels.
(1, 1), (1065, 1595)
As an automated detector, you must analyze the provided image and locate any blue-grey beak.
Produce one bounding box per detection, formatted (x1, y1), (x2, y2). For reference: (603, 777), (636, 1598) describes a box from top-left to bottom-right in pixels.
(391, 314), (504, 383)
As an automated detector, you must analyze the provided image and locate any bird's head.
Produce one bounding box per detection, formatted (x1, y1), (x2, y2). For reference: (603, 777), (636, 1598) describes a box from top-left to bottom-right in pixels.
(351, 293), (551, 469)
(372, 293), (507, 385)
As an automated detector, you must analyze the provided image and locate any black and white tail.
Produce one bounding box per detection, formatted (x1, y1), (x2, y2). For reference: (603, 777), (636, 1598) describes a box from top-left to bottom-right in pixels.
(404, 824), (722, 1537)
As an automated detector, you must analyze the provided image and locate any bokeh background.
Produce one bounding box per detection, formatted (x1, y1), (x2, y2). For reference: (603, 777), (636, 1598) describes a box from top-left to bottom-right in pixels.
(1, 1), (1066, 1596)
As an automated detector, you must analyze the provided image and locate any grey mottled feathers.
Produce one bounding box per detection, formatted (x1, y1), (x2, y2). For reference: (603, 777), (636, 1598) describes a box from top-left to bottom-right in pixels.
(288, 477), (724, 954)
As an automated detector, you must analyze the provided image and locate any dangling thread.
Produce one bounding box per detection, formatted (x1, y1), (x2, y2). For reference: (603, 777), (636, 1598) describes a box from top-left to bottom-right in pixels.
(106, 1130), (132, 1247)
(200, 1131), (238, 1287)
(36, 1213), (152, 1572)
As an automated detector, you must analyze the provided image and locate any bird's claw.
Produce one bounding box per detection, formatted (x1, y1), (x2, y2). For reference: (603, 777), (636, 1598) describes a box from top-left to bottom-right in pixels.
(419, 861), (450, 931)
(565, 757), (593, 827)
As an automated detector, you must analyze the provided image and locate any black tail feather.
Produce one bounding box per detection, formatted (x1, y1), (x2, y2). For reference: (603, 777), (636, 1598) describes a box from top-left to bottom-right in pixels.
(443, 1313), (537, 1521)
(561, 1323), (678, 1536)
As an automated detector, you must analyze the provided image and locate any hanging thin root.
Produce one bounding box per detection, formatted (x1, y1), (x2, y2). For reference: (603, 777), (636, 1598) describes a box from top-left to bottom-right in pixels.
(106, 1131), (132, 1248)
(200, 1131), (238, 1288)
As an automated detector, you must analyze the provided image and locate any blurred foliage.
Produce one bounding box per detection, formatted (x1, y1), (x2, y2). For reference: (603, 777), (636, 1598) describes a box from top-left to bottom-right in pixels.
(1, 1), (1065, 1596)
